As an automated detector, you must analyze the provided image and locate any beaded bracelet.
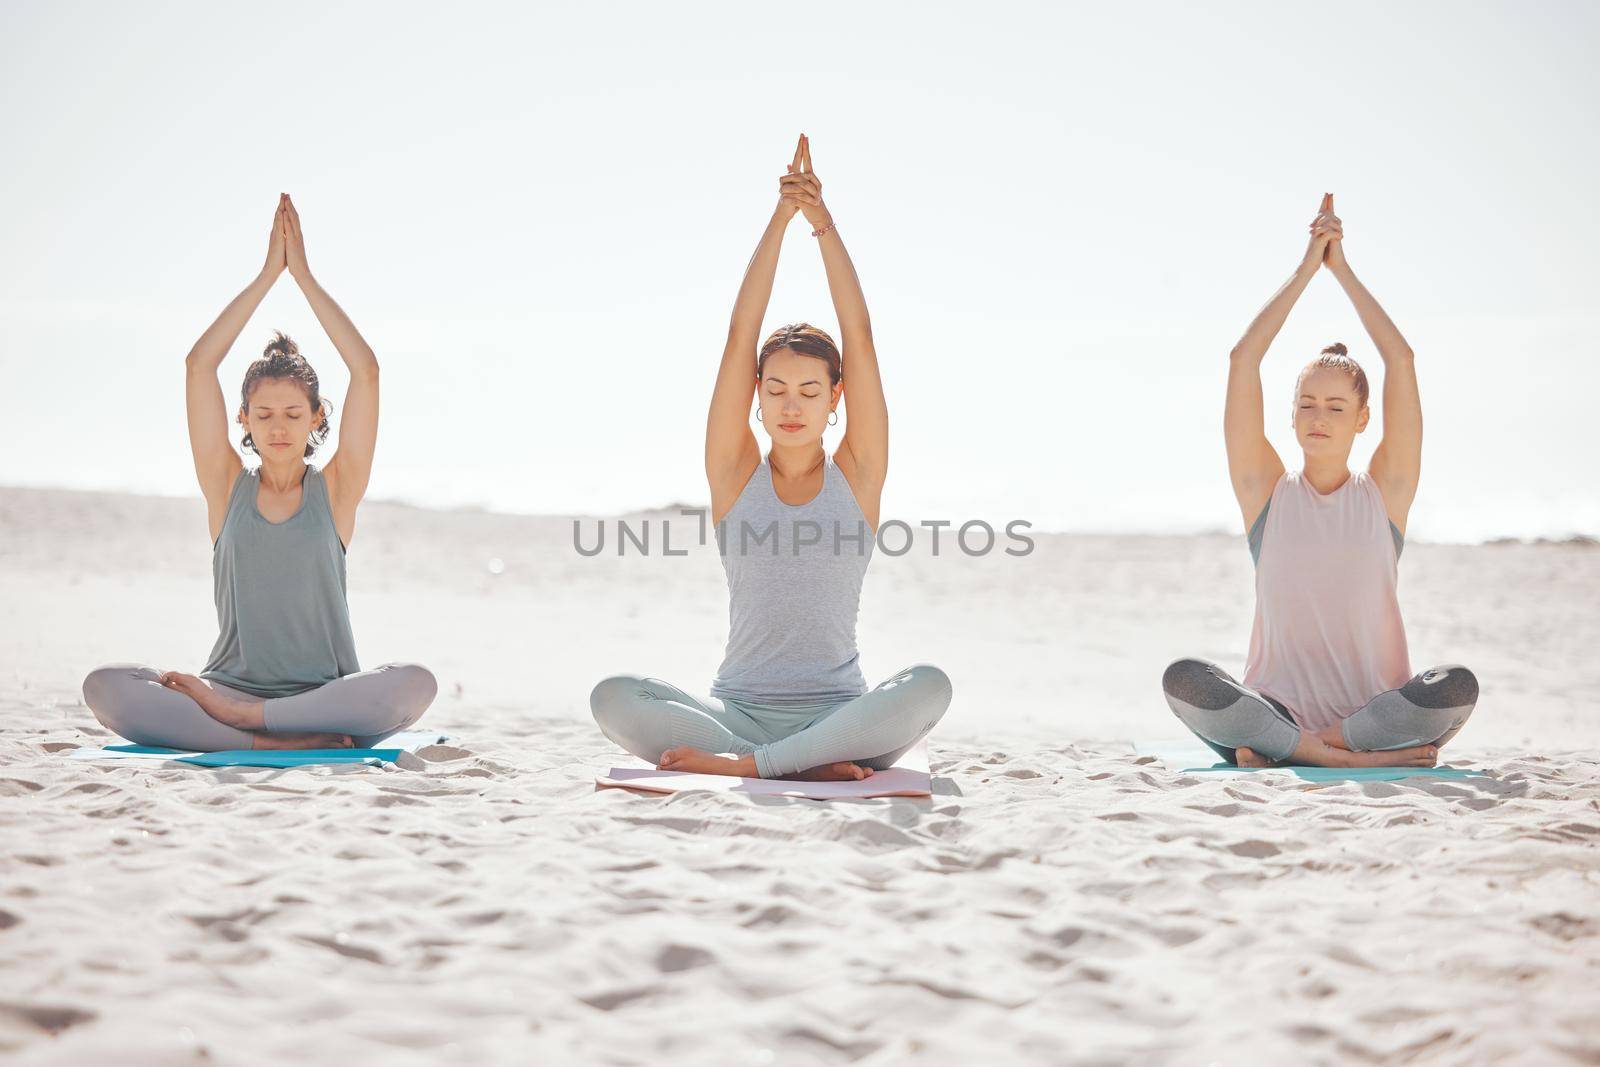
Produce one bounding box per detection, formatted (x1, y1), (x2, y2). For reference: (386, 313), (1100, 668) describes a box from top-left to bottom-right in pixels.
(811, 221), (837, 238)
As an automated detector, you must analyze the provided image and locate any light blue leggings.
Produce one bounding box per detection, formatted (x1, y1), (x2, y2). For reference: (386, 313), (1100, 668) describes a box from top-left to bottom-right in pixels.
(590, 664), (953, 778)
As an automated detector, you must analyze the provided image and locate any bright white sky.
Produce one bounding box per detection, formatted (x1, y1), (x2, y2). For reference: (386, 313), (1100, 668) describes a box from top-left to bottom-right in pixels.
(2, 1), (1595, 540)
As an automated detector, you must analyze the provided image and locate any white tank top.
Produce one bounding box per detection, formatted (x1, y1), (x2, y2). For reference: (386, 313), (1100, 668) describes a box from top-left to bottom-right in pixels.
(1242, 470), (1412, 732)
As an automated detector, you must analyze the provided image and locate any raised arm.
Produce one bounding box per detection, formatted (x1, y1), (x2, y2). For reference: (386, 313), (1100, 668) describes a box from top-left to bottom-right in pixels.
(1224, 194), (1339, 526)
(185, 197), (286, 533)
(281, 195), (379, 539)
(785, 134), (888, 495)
(1323, 197), (1422, 533)
(706, 143), (802, 510)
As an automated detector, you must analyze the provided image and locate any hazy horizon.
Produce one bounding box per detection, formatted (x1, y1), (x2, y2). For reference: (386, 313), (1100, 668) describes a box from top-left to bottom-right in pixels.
(3, 1), (1596, 542)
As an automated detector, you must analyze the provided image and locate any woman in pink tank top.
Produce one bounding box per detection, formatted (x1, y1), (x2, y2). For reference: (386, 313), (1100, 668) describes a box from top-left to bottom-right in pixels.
(1162, 194), (1479, 769)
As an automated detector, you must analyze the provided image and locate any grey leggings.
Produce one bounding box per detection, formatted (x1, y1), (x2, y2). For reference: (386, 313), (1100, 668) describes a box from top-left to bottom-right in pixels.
(1161, 658), (1480, 764)
(590, 663), (953, 778)
(82, 663), (438, 751)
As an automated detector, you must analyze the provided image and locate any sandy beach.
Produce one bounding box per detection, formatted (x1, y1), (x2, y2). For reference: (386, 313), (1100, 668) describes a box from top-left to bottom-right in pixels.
(2, 486), (1597, 1065)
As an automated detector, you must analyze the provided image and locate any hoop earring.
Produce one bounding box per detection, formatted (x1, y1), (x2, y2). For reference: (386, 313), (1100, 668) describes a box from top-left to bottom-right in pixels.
(755, 409), (764, 422)
(828, 410), (838, 426)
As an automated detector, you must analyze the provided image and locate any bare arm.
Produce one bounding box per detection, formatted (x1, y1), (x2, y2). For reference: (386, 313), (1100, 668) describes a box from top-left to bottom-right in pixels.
(707, 162), (799, 512)
(1225, 268), (1308, 528)
(1224, 194), (1340, 527)
(787, 135), (888, 494)
(1326, 213), (1420, 532)
(281, 196), (378, 533)
(185, 198), (287, 530)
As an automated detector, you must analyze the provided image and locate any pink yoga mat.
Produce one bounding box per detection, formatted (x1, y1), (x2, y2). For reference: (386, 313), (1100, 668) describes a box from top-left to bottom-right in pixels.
(595, 742), (931, 800)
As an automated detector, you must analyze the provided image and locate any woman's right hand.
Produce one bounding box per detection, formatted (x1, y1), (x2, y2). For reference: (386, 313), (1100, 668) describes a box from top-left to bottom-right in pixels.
(1300, 192), (1343, 271)
(262, 194), (287, 280)
(775, 135), (805, 219)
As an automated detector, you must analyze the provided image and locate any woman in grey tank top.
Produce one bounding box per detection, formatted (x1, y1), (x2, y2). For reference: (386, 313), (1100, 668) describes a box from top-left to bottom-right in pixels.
(82, 195), (437, 751)
(591, 136), (953, 780)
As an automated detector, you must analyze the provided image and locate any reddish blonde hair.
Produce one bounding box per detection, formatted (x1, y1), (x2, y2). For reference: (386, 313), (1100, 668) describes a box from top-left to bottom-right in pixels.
(1300, 342), (1369, 407)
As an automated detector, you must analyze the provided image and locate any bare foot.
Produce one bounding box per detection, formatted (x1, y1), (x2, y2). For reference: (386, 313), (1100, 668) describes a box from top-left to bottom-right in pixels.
(784, 761), (874, 781)
(160, 671), (266, 730)
(1337, 745), (1439, 768)
(1308, 727), (1439, 767)
(657, 747), (758, 777)
(1279, 733), (1439, 769)
(1313, 724), (1350, 750)
(1235, 747), (1287, 769)
(251, 732), (354, 751)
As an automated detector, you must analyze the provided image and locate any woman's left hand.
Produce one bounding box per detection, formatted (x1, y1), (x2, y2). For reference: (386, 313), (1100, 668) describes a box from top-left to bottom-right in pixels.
(1321, 194), (1347, 271)
(779, 134), (831, 229)
(284, 194), (312, 281)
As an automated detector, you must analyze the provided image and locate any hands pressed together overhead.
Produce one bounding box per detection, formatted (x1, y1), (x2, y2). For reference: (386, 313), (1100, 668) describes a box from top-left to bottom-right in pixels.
(778, 133), (832, 231)
(1303, 192), (1347, 272)
(262, 193), (311, 282)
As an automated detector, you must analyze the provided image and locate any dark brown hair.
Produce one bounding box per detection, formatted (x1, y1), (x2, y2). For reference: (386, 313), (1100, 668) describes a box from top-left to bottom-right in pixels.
(239, 331), (334, 458)
(1302, 342), (1370, 407)
(758, 323), (841, 386)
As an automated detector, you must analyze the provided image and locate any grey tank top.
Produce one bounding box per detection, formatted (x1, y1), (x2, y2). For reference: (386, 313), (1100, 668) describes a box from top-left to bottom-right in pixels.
(709, 453), (875, 705)
(200, 465), (360, 698)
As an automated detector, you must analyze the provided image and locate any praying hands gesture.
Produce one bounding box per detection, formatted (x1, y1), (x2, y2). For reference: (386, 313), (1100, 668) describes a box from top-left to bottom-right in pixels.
(1301, 193), (1345, 273)
(258, 193), (313, 282)
(777, 134), (832, 232)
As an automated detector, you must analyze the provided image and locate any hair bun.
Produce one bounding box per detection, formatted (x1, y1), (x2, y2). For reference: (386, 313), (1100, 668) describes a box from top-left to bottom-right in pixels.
(264, 330), (300, 359)
(1321, 342), (1348, 357)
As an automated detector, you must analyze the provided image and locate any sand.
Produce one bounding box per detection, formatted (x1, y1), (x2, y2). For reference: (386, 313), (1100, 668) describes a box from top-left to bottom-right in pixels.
(2, 486), (1597, 1065)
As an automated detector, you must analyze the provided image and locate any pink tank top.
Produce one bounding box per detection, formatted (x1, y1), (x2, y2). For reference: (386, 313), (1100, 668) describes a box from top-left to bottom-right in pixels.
(1242, 470), (1411, 732)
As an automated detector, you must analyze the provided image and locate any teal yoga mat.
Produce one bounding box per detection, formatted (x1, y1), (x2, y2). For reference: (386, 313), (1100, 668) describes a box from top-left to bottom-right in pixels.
(67, 730), (451, 769)
(1133, 739), (1484, 782)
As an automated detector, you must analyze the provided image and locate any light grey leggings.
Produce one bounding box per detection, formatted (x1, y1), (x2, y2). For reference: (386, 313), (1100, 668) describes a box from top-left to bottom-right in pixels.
(590, 663), (953, 778)
(1161, 658), (1480, 764)
(81, 663), (438, 751)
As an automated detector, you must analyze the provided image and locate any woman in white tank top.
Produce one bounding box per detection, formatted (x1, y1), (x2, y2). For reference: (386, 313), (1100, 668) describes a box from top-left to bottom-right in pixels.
(589, 135), (952, 780)
(1162, 194), (1479, 769)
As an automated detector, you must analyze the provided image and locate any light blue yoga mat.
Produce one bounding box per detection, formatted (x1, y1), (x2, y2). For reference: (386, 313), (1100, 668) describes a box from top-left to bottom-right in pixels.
(67, 730), (451, 769)
(1134, 739), (1484, 782)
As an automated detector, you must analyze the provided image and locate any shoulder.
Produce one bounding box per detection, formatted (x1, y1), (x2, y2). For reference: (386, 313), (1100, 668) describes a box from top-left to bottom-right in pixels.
(315, 458), (349, 505)
(715, 454), (766, 524)
(1353, 469), (1387, 499)
(831, 446), (882, 495)
(828, 451), (877, 525)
